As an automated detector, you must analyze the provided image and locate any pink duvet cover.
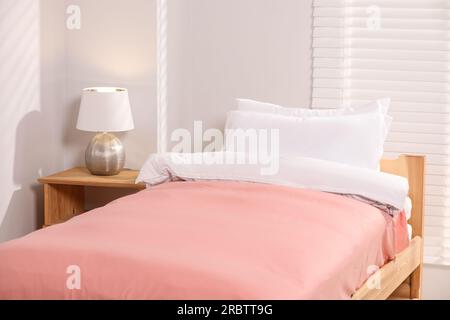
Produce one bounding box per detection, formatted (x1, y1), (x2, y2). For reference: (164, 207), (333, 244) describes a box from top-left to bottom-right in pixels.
(0, 181), (408, 300)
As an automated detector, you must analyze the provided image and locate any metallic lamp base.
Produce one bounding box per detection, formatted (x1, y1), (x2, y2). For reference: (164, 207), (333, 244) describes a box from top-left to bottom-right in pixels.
(85, 133), (125, 176)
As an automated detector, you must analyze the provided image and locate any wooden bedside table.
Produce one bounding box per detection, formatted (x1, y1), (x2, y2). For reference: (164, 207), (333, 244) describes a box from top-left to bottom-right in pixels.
(38, 167), (146, 227)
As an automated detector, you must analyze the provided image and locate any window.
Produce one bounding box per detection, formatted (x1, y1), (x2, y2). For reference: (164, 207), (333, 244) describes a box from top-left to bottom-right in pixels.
(312, 0), (450, 265)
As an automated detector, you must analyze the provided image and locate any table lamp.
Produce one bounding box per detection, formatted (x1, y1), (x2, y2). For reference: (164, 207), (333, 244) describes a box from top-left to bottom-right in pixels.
(76, 87), (134, 176)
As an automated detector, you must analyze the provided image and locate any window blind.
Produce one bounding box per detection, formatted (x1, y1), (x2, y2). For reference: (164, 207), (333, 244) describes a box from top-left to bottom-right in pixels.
(312, 0), (450, 265)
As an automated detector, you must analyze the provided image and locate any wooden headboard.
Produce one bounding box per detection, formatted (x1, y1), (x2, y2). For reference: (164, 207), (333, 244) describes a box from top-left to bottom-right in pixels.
(380, 155), (425, 239)
(381, 155), (425, 299)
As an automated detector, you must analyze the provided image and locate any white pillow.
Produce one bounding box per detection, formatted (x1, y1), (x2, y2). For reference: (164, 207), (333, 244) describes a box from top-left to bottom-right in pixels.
(237, 98), (391, 117)
(237, 98), (393, 139)
(225, 110), (386, 170)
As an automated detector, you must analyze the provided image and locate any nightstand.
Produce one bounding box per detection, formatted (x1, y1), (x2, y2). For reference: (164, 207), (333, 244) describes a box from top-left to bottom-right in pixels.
(38, 167), (146, 227)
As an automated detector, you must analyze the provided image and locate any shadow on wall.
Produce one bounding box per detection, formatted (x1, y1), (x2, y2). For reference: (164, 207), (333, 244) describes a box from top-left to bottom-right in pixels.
(0, 111), (53, 242)
(0, 0), (64, 242)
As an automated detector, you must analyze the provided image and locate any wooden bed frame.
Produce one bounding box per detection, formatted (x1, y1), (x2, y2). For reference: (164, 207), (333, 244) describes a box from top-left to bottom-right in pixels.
(352, 155), (425, 300)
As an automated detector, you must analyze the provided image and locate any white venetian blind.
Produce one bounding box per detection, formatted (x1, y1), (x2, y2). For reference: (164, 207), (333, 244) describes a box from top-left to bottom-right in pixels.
(312, 0), (450, 265)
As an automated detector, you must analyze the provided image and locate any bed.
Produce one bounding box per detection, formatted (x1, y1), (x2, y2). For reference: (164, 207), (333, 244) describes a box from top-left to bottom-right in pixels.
(0, 155), (424, 300)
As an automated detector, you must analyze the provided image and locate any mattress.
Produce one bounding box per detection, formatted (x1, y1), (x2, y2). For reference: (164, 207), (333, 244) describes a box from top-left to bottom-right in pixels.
(0, 181), (409, 300)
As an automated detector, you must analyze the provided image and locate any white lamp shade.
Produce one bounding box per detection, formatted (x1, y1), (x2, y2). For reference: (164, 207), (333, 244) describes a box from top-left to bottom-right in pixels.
(77, 87), (135, 132)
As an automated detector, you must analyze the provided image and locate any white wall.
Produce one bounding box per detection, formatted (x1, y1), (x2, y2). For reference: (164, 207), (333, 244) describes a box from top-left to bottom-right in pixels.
(424, 265), (450, 299)
(167, 0), (313, 145)
(0, 0), (65, 241)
